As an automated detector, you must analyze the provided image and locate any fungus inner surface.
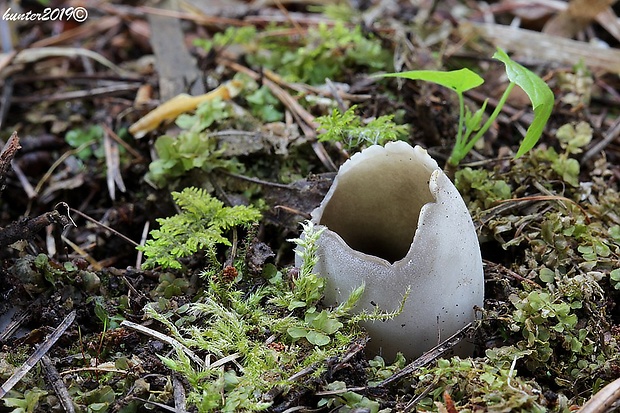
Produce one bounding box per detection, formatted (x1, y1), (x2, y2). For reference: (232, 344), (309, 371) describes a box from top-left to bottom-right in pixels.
(319, 152), (435, 263)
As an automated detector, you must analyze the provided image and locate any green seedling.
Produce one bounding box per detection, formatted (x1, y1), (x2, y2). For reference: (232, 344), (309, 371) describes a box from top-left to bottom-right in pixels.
(378, 48), (554, 166)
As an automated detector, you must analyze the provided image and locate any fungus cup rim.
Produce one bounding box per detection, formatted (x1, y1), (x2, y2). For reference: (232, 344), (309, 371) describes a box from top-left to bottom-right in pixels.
(311, 141), (448, 268)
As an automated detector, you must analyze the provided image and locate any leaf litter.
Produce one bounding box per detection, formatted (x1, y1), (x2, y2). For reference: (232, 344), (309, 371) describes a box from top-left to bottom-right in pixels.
(0, 0), (620, 412)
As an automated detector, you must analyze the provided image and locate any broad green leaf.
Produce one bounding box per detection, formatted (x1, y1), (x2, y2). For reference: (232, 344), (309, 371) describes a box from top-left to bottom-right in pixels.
(493, 48), (554, 157)
(378, 68), (484, 93)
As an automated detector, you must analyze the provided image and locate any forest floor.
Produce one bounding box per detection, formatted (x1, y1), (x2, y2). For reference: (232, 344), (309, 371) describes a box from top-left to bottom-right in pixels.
(1, 0), (620, 412)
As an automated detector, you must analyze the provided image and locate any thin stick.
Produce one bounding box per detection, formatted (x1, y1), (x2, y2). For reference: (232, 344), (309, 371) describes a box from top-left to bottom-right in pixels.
(373, 322), (474, 388)
(0, 311), (76, 398)
(69, 207), (139, 247)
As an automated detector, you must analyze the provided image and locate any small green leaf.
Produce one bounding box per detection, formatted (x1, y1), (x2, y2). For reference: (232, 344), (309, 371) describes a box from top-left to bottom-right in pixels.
(539, 268), (555, 283)
(287, 300), (307, 310)
(464, 100), (488, 133)
(492, 48), (554, 157)
(287, 327), (308, 339)
(305, 330), (331, 346)
(610, 269), (620, 289)
(378, 68), (484, 93)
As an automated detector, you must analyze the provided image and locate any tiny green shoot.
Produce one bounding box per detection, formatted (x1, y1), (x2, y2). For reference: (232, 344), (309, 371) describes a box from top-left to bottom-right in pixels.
(378, 48), (554, 166)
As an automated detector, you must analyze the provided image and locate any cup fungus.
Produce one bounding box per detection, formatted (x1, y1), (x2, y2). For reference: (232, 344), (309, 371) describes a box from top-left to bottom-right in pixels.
(306, 141), (484, 360)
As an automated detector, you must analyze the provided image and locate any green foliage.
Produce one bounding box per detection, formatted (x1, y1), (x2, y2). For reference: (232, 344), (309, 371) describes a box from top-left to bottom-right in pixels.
(74, 385), (116, 412)
(194, 26), (257, 52)
(152, 272), (192, 298)
(317, 381), (381, 413)
(494, 270), (617, 389)
(556, 121), (592, 154)
(526, 121), (592, 186)
(287, 308), (344, 346)
(87, 295), (124, 330)
(65, 125), (105, 160)
(493, 48), (555, 157)
(284, 221), (326, 309)
(315, 105), (408, 150)
(196, 22), (392, 85)
(147, 98), (242, 187)
(245, 85), (283, 122)
(383, 68), (484, 93)
(138, 187), (261, 269)
(557, 61), (593, 107)
(366, 353), (406, 386)
(143, 222), (368, 411)
(378, 47), (554, 166)
(415, 357), (550, 412)
(456, 167), (512, 210)
(610, 268), (620, 289)
(175, 97), (233, 132)
(2, 389), (48, 413)
(455, 127), (620, 400)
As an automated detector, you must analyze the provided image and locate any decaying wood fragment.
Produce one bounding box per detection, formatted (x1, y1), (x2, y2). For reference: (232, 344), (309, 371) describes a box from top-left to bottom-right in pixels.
(472, 22), (620, 73)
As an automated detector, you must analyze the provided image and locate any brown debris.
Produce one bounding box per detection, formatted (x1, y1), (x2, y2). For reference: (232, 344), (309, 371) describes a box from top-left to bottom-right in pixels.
(0, 131), (21, 193)
(0, 202), (76, 248)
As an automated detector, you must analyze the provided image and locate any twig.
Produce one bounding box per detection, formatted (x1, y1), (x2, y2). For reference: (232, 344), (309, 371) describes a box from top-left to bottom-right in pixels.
(101, 123), (145, 161)
(0, 131), (21, 193)
(69, 207), (139, 247)
(30, 16), (121, 48)
(483, 259), (542, 288)
(10, 160), (37, 199)
(218, 59), (337, 171)
(34, 140), (95, 195)
(581, 116), (620, 164)
(60, 235), (102, 271)
(41, 356), (76, 413)
(0, 202), (76, 247)
(120, 320), (205, 368)
(172, 374), (189, 413)
(494, 194), (590, 223)
(0, 311), (76, 398)
(0, 306), (31, 342)
(131, 397), (179, 412)
(373, 322), (474, 388)
(136, 221), (150, 269)
(103, 126), (126, 201)
(10, 83), (140, 104)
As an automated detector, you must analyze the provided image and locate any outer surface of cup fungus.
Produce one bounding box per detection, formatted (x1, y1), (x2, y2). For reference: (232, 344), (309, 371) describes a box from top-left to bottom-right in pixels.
(309, 141), (484, 360)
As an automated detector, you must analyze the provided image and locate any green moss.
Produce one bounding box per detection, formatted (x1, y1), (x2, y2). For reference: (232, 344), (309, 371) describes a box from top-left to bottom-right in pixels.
(143, 222), (368, 411)
(138, 187), (261, 269)
(315, 105), (409, 150)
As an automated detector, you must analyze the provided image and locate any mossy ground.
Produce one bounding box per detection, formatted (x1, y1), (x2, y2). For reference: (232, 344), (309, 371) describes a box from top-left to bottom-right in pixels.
(1, 1), (620, 412)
